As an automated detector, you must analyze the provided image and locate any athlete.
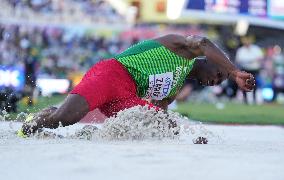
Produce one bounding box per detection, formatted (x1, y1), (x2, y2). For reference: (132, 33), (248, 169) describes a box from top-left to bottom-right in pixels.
(19, 34), (255, 136)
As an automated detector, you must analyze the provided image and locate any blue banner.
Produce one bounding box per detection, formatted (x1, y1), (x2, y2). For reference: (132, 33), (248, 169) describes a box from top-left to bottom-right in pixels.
(0, 66), (25, 91)
(186, 0), (267, 17)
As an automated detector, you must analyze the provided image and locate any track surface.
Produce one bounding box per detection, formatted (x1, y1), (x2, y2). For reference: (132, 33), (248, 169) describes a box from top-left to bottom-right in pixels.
(0, 122), (284, 180)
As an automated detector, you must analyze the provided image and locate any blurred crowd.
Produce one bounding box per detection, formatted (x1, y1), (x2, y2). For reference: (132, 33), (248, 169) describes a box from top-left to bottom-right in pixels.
(0, 24), (130, 78)
(7, 0), (54, 13)
(2, 0), (125, 25)
(8, 0), (120, 18)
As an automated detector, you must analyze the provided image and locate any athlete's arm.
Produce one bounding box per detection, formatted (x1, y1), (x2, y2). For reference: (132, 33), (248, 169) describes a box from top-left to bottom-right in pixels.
(185, 35), (255, 91)
(185, 35), (237, 77)
(156, 34), (255, 91)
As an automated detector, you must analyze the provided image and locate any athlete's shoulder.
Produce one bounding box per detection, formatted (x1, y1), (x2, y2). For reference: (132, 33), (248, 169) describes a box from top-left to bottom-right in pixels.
(154, 34), (187, 49)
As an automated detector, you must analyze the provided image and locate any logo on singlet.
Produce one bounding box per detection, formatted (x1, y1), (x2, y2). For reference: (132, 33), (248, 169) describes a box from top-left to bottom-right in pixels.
(145, 72), (173, 100)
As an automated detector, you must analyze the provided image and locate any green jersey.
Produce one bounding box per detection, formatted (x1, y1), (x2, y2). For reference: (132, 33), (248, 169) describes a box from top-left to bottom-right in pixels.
(115, 40), (195, 100)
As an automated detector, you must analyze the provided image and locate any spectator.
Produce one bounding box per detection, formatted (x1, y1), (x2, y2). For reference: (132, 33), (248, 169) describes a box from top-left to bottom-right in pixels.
(236, 36), (264, 104)
(272, 45), (284, 101)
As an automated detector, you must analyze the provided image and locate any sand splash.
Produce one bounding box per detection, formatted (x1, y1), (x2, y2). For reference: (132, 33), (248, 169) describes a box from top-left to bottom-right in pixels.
(70, 105), (217, 142)
(3, 105), (218, 143)
(93, 105), (181, 140)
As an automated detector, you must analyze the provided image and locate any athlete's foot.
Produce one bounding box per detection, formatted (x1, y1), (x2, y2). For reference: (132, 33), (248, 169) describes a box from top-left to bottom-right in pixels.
(17, 107), (58, 138)
(18, 122), (44, 138)
(17, 113), (37, 137)
(21, 122), (41, 136)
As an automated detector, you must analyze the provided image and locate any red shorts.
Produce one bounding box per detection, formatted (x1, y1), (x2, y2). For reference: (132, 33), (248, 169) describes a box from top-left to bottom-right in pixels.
(70, 59), (152, 117)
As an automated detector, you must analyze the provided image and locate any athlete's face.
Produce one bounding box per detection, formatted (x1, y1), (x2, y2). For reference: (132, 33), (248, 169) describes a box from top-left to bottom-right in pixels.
(190, 57), (226, 86)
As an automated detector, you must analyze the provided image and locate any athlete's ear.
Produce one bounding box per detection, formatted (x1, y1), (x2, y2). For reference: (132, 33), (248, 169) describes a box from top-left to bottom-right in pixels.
(187, 60), (198, 80)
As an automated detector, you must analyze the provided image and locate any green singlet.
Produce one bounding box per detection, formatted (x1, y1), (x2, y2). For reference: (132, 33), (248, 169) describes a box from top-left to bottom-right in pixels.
(115, 40), (195, 100)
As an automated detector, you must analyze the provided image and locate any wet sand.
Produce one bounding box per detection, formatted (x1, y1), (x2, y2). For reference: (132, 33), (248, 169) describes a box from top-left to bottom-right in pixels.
(0, 121), (283, 180)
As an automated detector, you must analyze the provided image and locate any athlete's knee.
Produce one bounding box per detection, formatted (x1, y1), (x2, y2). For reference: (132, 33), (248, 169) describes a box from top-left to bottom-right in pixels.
(49, 109), (69, 127)
(50, 107), (82, 127)
(41, 106), (58, 115)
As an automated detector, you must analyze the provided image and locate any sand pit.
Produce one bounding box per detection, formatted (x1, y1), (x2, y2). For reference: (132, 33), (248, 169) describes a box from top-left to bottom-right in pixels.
(0, 107), (284, 180)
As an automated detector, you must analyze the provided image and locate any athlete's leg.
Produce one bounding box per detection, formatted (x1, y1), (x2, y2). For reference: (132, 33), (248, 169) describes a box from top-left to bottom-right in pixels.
(22, 94), (89, 134)
(21, 59), (118, 135)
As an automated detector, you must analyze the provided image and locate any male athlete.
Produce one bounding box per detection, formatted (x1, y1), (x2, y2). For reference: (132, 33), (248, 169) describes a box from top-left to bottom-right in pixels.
(19, 34), (255, 136)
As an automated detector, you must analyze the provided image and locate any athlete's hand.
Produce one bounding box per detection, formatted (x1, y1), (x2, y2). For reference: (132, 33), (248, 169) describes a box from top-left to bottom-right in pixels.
(230, 70), (255, 91)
